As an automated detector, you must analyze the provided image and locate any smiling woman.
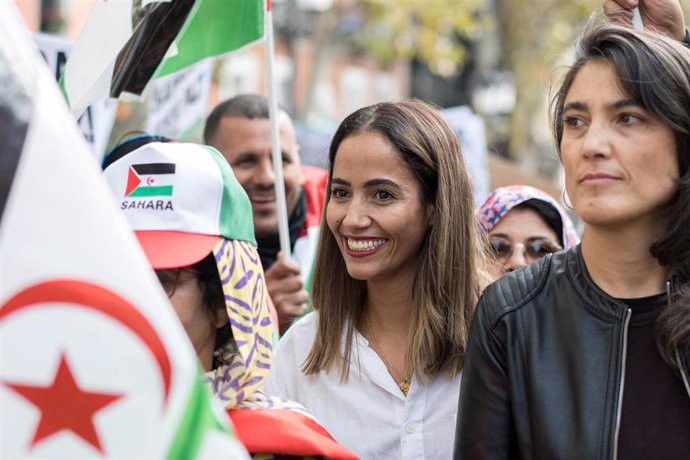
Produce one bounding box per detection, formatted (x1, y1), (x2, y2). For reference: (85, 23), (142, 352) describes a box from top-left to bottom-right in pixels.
(326, 131), (432, 284)
(455, 20), (690, 459)
(266, 100), (490, 459)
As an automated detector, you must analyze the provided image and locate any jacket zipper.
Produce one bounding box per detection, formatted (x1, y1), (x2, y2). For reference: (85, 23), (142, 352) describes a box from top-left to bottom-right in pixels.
(611, 308), (631, 460)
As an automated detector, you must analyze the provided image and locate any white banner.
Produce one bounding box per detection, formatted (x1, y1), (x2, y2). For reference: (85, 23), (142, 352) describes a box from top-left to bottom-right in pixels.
(441, 105), (491, 205)
(34, 33), (117, 162)
(146, 59), (213, 141)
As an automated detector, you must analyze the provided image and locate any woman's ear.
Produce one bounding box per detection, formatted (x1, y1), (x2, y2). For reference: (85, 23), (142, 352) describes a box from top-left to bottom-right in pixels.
(214, 308), (229, 329)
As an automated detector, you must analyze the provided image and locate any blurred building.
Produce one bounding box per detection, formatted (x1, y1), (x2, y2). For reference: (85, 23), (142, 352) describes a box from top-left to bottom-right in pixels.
(16, 0), (563, 196)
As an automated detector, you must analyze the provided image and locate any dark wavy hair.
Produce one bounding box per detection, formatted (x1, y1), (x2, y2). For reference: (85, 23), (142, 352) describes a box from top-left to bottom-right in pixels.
(551, 21), (690, 370)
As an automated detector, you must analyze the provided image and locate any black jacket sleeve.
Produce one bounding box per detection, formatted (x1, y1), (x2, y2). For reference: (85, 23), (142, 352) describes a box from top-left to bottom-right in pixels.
(453, 289), (519, 460)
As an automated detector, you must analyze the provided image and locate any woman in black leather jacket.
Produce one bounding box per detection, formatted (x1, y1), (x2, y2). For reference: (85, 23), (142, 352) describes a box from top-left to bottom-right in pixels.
(454, 21), (690, 460)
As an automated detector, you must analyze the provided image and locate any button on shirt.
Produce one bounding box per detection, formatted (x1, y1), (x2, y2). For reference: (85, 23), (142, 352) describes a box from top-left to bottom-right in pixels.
(265, 312), (463, 460)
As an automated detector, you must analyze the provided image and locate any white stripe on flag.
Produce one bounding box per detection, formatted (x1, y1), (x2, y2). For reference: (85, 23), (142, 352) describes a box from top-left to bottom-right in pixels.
(0, 3), (248, 458)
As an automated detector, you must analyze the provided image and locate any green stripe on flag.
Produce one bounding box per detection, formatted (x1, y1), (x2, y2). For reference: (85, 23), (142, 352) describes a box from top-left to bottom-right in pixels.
(167, 376), (232, 460)
(156, 0), (264, 78)
(205, 146), (256, 245)
(58, 77), (70, 106)
(129, 186), (173, 197)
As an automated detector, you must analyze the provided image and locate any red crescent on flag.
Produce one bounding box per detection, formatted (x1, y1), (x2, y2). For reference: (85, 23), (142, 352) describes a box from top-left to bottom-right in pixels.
(146, 177), (154, 185)
(0, 280), (172, 405)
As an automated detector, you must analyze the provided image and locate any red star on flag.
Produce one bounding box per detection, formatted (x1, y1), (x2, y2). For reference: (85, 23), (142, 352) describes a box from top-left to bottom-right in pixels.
(3, 354), (123, 454)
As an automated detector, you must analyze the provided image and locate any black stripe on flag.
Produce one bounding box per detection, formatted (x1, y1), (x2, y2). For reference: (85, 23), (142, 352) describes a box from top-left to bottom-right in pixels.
(0, 52), (33, 225)
(110, 0), (196, 97)
(132, 163), (176, 175)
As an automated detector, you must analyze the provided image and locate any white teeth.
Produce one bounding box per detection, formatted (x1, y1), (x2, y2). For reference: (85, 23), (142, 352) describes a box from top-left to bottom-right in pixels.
(251, 196), (275, 203)
(346, 238), (386, 252)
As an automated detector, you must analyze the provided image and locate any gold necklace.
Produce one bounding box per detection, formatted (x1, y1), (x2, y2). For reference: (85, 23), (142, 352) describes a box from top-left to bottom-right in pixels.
(365, 312), (410, 396)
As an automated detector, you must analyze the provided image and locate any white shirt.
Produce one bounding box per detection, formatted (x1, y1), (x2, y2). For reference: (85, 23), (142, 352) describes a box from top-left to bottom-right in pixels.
(265, 312), (462, 460)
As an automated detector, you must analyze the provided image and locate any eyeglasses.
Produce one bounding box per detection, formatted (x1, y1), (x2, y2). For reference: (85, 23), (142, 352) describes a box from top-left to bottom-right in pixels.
(155, 267), (204, 298)
(488, 236), (562, 263)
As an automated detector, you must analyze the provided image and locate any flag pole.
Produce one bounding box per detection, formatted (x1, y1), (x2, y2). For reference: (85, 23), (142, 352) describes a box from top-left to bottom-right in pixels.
(264, 0), (292, 259)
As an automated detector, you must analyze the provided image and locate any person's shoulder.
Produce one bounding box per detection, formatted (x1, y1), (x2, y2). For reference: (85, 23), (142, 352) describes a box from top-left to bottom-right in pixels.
(276, 311), (319, 354)
(479, 249), (572, 324)
(289, 310), (319, 332)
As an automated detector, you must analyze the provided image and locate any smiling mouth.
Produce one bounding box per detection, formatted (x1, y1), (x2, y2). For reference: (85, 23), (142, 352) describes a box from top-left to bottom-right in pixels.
(250, 195), (275, 204)
(346, 238), (387, 252)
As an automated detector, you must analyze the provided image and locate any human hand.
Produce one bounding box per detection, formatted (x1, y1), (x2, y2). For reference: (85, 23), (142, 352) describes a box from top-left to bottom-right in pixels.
(602, 0), (686, 41)
(265, 252), (308, 333)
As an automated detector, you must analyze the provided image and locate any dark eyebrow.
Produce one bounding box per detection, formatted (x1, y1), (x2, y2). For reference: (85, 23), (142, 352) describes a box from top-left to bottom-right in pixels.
(609, 99), (639, 110)
(364, 178), (403, 191)
(562, 101), (587, 113)
(331, 177), (350, 186)
(563, 98), (639, 113)
(234, 152), (292, 164)
(233, 152), (259, 161)
(330, 177), (404, 192)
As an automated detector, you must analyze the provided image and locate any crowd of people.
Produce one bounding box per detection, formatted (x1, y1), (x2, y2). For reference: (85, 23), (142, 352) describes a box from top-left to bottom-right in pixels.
(98, 0), (689, 458)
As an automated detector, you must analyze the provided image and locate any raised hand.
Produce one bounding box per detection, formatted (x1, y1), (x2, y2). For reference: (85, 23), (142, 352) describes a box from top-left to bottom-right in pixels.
(602, 0), (686, 40)
(264, 252), (309, 333)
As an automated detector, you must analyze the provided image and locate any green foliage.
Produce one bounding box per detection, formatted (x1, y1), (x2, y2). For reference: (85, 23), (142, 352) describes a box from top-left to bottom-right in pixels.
(349, 0), (486, 76)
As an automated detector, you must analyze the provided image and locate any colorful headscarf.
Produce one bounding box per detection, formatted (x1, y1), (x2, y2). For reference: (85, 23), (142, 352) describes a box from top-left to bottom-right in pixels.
(478, 185), (580, 249)
(203, 238), (309, 415)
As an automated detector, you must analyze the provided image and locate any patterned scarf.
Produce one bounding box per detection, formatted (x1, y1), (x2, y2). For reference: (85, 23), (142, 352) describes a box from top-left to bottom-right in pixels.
(202, 238), (309, 415)
(478, 185), (580, 249)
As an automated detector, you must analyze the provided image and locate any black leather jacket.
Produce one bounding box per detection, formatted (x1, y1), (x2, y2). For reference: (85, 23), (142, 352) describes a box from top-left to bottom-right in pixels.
(454, 246), (690, 460)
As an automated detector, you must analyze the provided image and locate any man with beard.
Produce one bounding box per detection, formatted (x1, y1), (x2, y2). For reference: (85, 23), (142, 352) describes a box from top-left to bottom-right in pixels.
(204, 95), (326, 333)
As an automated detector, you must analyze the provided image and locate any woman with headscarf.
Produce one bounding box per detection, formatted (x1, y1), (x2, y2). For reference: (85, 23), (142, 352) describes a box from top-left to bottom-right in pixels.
(478, 185), (579, 277)
(103, 140), (358, 460)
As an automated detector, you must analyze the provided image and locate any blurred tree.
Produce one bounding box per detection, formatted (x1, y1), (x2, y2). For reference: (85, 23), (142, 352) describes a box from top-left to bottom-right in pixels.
(275, 0), (489, 118)
(496, 0), (690, 163)
(350, 0), (487, 78)
(278, 0), (689, 165)
(496, 0), (598, 163)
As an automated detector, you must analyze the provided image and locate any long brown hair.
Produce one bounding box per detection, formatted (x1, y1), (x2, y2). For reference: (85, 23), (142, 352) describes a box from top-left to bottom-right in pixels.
(551, 21), (690, 370)
(303, 100), (490, 380)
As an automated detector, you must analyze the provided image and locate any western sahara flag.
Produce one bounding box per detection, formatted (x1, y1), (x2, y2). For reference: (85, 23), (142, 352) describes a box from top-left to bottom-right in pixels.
(126, 163), (176, 197)
(62, 0), (264, 118)
(0, 3), (249, 458)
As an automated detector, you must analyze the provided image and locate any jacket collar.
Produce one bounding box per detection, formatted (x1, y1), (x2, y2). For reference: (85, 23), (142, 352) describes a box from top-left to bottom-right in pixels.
(564, 245), (630, 321)
(563, 246), (690, 387)
(565, 245), (686, 322)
